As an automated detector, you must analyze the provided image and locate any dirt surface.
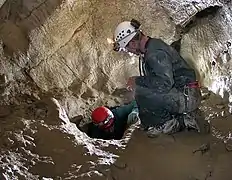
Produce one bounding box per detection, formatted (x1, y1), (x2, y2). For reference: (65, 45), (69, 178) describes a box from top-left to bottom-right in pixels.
(94, 92), (232, 180)
(0, 0), (232, 179)
(103, 132), (231, 180)
(79, 91), (232, 180)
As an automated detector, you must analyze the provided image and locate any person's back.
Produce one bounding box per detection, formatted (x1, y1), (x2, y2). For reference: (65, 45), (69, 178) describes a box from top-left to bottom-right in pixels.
(146, 38), (196, 89)
(136, 37), (202, 134)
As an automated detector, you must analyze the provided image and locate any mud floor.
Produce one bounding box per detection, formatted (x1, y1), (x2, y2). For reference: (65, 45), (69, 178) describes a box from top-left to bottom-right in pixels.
(98, 92), (232, 180)
(1, 91), (232, 180)
(101, 132), (231, 180)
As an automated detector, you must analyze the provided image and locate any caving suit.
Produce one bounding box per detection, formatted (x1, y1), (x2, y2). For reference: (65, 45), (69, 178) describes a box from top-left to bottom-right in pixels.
(134, 37), (202, 135)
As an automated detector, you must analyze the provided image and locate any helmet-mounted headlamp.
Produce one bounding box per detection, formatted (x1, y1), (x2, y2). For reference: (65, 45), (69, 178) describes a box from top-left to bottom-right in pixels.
(113, 42), (120, 52)
(130, 19), (141, 30)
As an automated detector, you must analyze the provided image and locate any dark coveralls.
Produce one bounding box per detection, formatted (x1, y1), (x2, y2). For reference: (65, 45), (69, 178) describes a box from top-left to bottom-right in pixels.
(86, 100), (138, 140)
(135, 38), (201, 129)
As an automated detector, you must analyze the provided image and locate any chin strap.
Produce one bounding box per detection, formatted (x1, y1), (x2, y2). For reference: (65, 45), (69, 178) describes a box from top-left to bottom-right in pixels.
(139, 55), (142, 76)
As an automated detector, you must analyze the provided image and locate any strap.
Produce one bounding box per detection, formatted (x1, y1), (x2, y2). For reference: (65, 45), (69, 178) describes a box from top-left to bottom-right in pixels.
(187, 81), (200, 88)
(139, 54), (146, 77)
(183, 86), (189, 114)
(139, 55), (142, 76)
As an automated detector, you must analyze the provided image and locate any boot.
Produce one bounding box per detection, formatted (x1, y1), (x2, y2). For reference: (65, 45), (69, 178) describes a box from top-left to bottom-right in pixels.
(146, 126), (162, 138)
(146, 118), (180, 138)
(162, 118), (180, 134)
(183, 108), (211, 134)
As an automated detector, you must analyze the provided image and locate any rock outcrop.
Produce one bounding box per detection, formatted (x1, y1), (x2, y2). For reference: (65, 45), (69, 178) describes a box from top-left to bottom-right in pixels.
(1, 0), (231, 117)
(1, 0), (232, 179)
(180, 1), (232, 100)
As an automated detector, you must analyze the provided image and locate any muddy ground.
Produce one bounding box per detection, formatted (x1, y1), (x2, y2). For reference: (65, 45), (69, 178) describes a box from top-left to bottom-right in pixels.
(100, 132), (232, 180)
(0, 90), (232, 180)
(97, 92), (232, 180)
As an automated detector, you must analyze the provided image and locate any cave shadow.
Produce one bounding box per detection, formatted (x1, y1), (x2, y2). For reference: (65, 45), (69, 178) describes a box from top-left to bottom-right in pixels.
(170, 5), (222, 80)
(171, 39), (202, 81)
(0, 0), (63, 56)
(181, 5), (221, 35)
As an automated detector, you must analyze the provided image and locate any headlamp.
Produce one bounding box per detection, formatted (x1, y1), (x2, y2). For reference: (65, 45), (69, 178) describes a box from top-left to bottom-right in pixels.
(113, 42), (120, 52)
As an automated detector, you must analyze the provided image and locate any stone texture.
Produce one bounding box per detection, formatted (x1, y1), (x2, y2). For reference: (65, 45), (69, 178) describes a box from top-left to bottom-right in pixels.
(0, 0), (6, 8)
(158, 0), (223, 26)
(0, 0), (232, 117)
(1, 1), (232, 179)
(180, 1), (232, 98)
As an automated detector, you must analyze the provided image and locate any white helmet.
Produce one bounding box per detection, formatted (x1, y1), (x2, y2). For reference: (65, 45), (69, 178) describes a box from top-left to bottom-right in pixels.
(114, 21), (138, 49)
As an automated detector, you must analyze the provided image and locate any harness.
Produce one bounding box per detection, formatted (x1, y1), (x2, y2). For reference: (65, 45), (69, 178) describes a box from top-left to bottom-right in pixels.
(139, 54), (146, 76)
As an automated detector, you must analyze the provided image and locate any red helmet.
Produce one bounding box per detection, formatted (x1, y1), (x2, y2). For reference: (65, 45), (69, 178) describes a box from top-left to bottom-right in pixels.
(91, 106), (114, 129)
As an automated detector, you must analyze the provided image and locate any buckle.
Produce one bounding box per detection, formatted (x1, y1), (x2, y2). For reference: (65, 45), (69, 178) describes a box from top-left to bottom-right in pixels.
(187, 81), (200, 88)
(183, 85), (189, 97)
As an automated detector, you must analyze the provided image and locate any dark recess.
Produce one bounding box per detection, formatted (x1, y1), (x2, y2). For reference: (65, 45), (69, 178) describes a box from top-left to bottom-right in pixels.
(171, 5), (221, 51)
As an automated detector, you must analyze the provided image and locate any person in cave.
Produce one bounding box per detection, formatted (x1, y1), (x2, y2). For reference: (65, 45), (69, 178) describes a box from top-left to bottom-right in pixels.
(76, 100), (139, 140)
(111, 19), (210, 138)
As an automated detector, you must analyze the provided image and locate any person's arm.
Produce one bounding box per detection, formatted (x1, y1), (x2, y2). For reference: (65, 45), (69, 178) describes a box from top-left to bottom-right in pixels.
(127, 102), (139, 125)
(112, 100), (139, 125)
(135, 50), (174, 93)
(112, 100), (137, 120)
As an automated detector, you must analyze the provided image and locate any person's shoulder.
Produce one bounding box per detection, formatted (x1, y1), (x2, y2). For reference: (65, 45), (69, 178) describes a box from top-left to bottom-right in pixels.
(148, 38), (167, 47)
(146, 38), (171, 56)
(107, 105), (120, 111)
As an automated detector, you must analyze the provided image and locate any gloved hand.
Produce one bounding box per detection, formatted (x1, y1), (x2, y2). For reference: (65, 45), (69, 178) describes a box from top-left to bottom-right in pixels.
(126, 76), (136, 91)
(127, 108), (140, 125)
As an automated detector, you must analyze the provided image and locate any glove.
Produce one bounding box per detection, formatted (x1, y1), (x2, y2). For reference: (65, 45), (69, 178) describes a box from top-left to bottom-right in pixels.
(126, 76), (136, 91)
(127, 108), (140, 125)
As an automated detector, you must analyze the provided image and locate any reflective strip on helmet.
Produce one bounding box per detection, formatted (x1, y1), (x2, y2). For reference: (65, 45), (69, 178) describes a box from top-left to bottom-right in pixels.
(116, 29), (138, 44)
(94, 110), (114, 127)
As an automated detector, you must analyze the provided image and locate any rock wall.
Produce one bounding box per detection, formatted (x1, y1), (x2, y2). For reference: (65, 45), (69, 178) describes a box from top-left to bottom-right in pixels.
(0, 0), (232, 117)
(180, 2), (232, 100)
(1, 0), (232, 179)
(0, 0), (6, 8)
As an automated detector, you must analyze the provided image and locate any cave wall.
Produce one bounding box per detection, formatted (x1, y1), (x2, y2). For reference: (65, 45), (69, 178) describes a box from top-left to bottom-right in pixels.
(0, 0), (232, 117)
(180, 2), (232, 100)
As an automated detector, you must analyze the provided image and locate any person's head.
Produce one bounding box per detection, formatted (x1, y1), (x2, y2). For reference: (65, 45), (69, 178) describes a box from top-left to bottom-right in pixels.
(91, 106), (115, 130)
(113, 19), (145, 55)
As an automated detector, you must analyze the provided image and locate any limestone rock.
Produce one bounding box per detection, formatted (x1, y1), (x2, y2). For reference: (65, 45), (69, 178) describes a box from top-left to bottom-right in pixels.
(0, 0), (6, 8)
(1, 1), (232, 179)
(180, 1), (232, 98)
(0, 105), (11, 117)
(0, 0), (232, 112)
(158, 0), (223, 26)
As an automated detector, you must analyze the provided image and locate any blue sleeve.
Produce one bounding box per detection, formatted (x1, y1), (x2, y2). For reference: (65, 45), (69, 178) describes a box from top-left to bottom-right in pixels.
(112, 100), (137, 120)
